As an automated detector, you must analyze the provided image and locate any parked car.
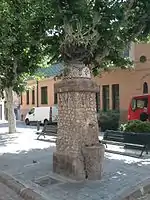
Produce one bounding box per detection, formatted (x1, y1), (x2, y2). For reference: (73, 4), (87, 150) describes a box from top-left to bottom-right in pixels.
(25, 106), (58, 125)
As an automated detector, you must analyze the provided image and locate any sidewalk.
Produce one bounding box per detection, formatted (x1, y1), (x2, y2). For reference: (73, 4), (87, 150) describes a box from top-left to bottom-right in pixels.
(0, 123), (150, 200)
(0, 171), (47, 200)
(1, 146), (150, 200)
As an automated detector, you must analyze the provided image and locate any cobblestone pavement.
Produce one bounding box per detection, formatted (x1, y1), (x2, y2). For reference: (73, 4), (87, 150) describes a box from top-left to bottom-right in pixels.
(0, 122), (150, 200)
(0, 182), (24, 200)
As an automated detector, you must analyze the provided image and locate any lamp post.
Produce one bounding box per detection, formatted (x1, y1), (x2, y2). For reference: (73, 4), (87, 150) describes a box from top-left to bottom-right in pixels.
(36, 80), (39, 107)
(36, 80), (40, 131)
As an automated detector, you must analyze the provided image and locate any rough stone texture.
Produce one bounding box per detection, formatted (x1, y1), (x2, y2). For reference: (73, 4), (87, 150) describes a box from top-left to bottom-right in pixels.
(55, 78), (99, 93)
(53, 152), (85, 180)
(55, 90), (100, 152)
(82, 144), (105, 180)
(53, 66), (104, 180)
(63, 65), (91, 78)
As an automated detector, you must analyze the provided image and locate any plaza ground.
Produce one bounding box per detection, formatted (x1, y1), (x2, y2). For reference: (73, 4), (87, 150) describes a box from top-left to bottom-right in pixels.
(0, 121), (150, 200)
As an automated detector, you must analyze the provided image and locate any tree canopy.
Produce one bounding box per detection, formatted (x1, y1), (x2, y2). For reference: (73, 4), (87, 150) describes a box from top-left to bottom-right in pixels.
(31, 0), (150, 74)
(1, 0), (150, 86)
(0, 0), (45, 94)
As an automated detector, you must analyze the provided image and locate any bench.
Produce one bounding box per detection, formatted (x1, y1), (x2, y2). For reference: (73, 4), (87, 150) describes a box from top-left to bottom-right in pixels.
(36, 124), (57, 139)
(103, 130), (124, 143)
(100, 130), (149, 157)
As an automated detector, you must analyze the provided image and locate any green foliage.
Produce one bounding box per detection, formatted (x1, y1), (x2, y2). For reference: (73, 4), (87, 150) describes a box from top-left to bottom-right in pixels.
(98, 111), (120, 131)
(0, 0), (45, 94)
(120, 120), (150, 133)
(119, 123), (127, 132)
(1, 0), (150, 93)
(34, 0), (150, 73)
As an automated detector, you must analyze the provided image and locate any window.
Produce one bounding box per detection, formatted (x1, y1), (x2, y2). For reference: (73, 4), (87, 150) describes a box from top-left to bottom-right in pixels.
(32, 89), (35, 105)
(95, 88), (100, 113)
(28, 108), (35, 115)
(143, 82), (148, 94)
(41, 86), (48, 104)
(102, 85), (109, 111)
(131, 98), (148, 110)
(54, 93), (58, 104)
(20, 93), (22, 105)
(26, 90), (29, 105)
(112, 84), (120, 110)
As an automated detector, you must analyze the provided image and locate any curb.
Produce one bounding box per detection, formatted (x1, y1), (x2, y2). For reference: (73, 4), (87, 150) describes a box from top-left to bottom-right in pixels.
(0, 171), (46, 200)
(112, 177), (150, 200)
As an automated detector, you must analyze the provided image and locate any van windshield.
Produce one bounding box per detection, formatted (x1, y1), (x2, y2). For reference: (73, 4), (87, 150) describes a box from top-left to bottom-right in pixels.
(131, 97), (148, 110)
(29, 108), (35, 115)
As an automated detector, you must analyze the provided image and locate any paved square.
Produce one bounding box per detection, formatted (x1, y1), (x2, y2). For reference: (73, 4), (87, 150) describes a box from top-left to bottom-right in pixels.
(0, 122), (150, 200)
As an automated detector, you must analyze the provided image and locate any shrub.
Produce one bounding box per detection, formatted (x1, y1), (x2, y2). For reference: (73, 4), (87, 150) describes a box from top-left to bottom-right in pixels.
(120, 120), (150, 133)
(98, 110), (120, 131)
(119, 123), (127, 131)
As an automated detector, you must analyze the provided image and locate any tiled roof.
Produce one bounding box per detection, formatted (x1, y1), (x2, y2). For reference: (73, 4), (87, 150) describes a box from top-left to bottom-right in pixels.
(37, 63), (64, 77)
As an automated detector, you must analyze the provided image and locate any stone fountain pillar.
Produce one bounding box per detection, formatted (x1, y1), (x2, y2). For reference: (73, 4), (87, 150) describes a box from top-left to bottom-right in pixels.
(53, 64), (105, 180)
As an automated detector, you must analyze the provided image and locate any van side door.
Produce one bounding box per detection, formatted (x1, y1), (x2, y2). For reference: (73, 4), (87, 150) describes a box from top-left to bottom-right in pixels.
(28, 108), (35, 122)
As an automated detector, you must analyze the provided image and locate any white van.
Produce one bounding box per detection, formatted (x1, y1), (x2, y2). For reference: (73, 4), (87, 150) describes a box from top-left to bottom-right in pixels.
(25, 106), (58, 125)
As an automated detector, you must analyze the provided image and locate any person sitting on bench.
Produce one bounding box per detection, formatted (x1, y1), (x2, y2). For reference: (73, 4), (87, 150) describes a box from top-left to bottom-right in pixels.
(140, 107), (149, 122)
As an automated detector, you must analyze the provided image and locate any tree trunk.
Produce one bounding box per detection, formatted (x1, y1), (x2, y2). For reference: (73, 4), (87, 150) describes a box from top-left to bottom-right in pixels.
(53, 63), (104, 180)
(5, 87), (16, 133)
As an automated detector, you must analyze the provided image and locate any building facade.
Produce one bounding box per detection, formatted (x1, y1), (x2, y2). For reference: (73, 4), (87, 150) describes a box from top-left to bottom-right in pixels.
(95, 43), (150, 121)
(20, 63), (63, 119)
(20, 43), (150, 122)
(20, 78), (56, 119)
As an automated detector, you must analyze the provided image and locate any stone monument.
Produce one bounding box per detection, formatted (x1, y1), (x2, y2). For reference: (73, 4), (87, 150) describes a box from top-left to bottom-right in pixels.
(53, 63), (105, 180)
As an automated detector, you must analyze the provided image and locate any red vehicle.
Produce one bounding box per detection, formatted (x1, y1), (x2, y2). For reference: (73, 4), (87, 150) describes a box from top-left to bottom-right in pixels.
(128, 94), (150, 121)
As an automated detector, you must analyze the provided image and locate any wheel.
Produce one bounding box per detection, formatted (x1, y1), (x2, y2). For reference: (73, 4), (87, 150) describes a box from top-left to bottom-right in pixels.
(44, 119), (49, 126)
(25, 118), (30, 125)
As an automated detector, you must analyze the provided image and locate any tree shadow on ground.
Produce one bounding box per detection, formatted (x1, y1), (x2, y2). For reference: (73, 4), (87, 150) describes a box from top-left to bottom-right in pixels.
(0, 134), (19, 147)
(0, 121), (39, 129)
